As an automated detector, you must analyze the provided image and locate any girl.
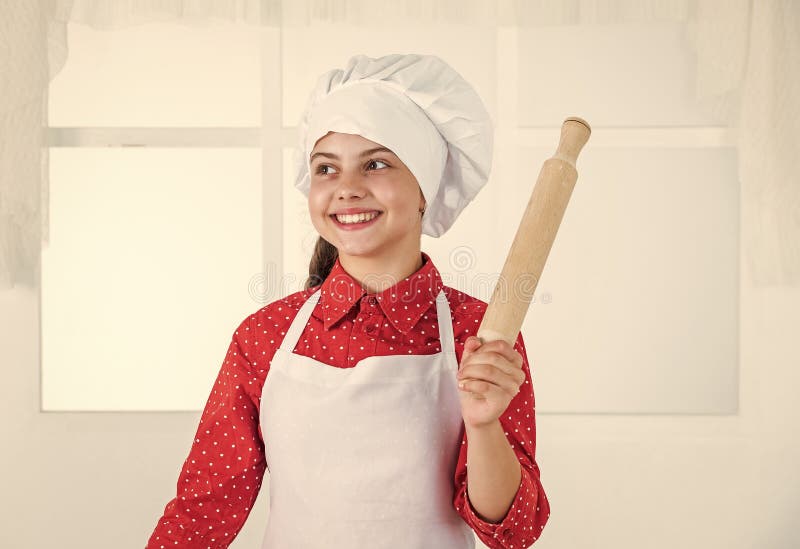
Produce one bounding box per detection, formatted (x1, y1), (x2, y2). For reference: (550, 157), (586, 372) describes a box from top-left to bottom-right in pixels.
(147, 53), (549, 549)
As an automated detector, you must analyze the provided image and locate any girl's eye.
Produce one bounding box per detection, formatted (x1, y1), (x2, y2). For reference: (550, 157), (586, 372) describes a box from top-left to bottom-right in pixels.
(315, 159), (389, 175)
(367, 159), (389, 170)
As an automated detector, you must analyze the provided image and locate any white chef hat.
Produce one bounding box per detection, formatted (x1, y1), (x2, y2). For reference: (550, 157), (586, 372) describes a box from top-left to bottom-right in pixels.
(293, 53), (494, 238)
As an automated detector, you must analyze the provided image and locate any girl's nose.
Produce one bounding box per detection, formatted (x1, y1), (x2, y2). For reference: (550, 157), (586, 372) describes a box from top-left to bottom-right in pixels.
(336, 176), (367, 199)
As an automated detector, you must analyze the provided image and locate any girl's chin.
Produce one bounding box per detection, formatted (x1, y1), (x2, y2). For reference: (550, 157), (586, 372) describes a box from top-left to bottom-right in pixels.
(335, 240), (381, 254)
(335, 236), (402, 256)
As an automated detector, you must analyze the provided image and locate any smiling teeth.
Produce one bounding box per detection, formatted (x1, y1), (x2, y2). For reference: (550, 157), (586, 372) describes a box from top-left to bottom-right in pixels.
(336, 212), (379, 224)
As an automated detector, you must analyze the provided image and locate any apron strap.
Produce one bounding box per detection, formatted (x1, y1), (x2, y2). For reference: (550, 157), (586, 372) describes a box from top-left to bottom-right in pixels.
(435, 289), (457, 360)
(278, 289), (321, 352)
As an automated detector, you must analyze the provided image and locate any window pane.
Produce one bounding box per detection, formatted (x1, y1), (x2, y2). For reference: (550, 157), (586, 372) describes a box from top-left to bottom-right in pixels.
(521, 146), (738, 413)
(48, 21), (267, 127)
(42, 148), (262, 411)
(518, 23), (723, 127)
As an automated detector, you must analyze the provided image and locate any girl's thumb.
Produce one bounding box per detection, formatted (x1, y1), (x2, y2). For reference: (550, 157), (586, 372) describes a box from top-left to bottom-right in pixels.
(464, 336), (482, 352)
(459, 337), (481, 372)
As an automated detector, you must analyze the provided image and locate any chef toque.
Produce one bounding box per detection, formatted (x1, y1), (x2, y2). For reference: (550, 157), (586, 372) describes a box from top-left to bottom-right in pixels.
(293, 53), (494, 238)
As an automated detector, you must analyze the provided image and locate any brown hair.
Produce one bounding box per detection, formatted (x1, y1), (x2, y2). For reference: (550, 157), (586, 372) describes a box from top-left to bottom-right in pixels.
(304, 236), (339, 290)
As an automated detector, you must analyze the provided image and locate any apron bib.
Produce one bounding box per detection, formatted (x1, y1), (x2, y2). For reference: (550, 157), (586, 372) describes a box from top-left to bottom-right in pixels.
(259, 288), (475, 549)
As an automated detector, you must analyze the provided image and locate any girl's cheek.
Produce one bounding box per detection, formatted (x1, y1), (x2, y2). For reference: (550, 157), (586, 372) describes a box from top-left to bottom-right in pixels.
(307, 191), (326, 211)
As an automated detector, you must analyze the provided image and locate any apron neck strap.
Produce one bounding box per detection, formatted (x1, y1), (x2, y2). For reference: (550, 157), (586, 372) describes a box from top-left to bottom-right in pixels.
(434, 289), (456, 357)
(278, 289), (321, 352)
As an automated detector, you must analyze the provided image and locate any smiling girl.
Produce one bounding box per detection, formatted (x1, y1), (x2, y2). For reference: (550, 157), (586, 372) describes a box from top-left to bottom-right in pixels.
(147, 53), (550, 549)
(307, 131), (427, 291)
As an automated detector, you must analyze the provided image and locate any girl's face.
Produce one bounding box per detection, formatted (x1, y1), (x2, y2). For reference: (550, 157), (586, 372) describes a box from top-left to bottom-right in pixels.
(308, 131), (426, 260)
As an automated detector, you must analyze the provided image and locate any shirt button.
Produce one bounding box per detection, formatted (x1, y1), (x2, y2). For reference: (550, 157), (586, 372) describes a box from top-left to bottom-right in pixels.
(368, 297), (377, 306)
(502, 528), (513, 540)
(365, 325), (375, 333)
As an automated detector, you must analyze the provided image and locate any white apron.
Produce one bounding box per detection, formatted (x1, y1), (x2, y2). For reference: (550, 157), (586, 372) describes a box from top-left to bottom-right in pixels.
(259, 288), (475, 549)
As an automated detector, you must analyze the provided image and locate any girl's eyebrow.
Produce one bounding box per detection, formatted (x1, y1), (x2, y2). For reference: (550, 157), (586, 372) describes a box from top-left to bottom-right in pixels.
(310, 147), (395, 163)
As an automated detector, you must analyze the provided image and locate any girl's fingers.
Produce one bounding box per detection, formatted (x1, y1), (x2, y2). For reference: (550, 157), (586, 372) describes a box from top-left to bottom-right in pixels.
(459, 376), (520, 398)
(478, 339), (522, 365)
(460, 353), (520, 379)
(458, 338), (525, 396)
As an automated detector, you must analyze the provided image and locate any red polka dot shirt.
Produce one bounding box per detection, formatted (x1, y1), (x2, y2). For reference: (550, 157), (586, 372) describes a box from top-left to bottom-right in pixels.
(146, 251), (550, 548)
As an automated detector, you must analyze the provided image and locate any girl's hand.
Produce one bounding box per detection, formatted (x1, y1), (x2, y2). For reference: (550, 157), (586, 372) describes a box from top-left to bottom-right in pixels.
(457, 336), (526, 429)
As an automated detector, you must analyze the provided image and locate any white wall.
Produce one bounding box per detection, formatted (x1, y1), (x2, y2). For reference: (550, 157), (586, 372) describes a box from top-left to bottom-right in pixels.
(3, 17), (799, 549)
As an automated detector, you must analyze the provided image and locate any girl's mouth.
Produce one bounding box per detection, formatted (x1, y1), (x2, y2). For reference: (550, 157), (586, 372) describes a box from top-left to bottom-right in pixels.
(330, 211), (383, 231)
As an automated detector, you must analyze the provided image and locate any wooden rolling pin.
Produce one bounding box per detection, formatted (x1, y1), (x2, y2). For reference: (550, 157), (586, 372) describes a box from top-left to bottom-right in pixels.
(476, 117), (591, 345)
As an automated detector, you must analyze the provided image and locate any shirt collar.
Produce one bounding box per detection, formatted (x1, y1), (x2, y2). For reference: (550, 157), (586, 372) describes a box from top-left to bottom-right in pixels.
(314, 251), (443, 334)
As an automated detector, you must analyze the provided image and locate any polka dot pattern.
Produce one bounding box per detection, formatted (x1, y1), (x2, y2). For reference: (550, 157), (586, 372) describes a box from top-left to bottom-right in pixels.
(146, 251), (549, 548)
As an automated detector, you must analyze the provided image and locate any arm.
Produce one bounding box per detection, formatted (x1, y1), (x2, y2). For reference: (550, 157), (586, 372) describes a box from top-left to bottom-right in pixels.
(453, 332), (551, 548)
(464, 419), (522, 523)
(146, 314), (267, 548)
